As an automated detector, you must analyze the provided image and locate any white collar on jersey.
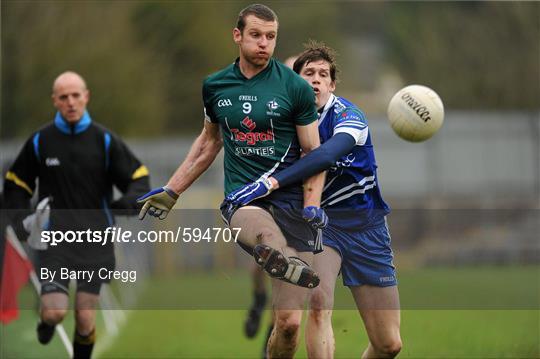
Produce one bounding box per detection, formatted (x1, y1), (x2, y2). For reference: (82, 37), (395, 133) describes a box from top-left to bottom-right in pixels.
(318, 93), (337, 124)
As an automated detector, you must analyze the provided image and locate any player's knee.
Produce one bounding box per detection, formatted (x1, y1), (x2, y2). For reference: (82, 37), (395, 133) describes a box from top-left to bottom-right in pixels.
(310, 288), (333, 311)
(75, 310), (96, 335)
(275, 311), (302, 340)
(309, 290), (333, 326)
(374, 337), (402, 358)
(41, 308), (67, 324)
(255, 227), (277, 245)
(308, 307), (332, 328)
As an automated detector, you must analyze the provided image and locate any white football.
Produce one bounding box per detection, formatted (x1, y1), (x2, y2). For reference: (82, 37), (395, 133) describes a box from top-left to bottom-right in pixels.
(387, 85), (444, 142)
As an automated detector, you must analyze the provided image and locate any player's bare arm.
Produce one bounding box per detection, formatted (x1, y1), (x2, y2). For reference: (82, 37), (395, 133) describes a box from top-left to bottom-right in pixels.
(166, 121), (223, 195)
(295, 121), (328, 229)
(296, 121), (325, 208)
(138, 121), (222, 220)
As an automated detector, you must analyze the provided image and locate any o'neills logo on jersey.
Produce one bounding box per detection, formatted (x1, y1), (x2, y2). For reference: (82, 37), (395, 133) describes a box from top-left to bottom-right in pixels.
(239, 95), (257, 101)
(231, 117), (274, 145)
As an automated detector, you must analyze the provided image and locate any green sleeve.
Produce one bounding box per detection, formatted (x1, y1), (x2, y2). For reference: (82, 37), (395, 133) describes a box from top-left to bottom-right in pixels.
(290, 76), (317, 126)
(202, 79), (218, 123)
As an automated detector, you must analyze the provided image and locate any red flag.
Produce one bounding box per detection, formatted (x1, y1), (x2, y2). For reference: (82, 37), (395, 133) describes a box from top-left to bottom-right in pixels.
(0, 228), (33, 324)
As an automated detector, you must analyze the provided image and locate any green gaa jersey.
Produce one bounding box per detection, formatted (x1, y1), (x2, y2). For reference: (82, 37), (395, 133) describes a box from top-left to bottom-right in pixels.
(203, 58), (317, 196)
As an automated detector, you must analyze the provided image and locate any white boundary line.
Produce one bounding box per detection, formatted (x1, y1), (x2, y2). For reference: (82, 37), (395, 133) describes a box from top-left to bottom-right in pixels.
(6, 226), (73, 357)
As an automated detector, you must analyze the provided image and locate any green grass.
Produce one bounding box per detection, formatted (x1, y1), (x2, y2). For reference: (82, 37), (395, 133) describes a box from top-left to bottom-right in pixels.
(1, 266), (539, 358)
(131, 265), (539, 310)
(101, 309), (539, 359)
(1, 309), (74, 359)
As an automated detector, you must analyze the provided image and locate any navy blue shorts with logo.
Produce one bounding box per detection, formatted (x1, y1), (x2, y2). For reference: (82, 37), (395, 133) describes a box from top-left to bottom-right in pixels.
(220, 197), (322, 254)
(324, 217), (397, 287)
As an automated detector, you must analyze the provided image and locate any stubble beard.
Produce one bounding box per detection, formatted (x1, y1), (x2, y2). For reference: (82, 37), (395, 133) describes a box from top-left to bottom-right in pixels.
(249, 57), (268, 69)
(241, 48), (270, 69)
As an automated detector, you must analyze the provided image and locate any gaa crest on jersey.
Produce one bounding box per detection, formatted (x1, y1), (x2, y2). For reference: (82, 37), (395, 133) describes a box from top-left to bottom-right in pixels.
(45, 157), (61, 167)
(218, 98), (232, 107)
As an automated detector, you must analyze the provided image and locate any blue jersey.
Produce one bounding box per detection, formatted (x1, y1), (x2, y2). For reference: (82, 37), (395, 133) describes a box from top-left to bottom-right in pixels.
(318, 94), (390, 230)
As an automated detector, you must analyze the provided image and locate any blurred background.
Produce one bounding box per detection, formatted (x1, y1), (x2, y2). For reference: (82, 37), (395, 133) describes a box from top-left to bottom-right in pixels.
(2, 1), (538, 136)
(1, 1), (539, 358)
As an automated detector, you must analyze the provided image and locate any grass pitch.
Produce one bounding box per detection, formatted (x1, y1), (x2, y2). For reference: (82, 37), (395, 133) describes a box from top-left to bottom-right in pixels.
(1, 266), (539, 358)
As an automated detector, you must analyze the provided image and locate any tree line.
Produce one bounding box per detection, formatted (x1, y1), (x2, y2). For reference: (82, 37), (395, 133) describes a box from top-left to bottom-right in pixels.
(2, 1), (538, 138)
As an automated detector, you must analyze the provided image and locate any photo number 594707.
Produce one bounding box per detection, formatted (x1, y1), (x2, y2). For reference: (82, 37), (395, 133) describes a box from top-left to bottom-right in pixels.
(180, 227), (241, 243)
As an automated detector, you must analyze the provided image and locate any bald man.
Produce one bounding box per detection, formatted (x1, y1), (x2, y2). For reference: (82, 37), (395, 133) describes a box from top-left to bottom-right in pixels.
(52, 72), (90, 123)
(3, 71), (150, 358)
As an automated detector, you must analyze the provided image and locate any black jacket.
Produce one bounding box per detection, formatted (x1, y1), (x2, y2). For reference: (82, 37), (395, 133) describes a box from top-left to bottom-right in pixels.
(3, 112), (150, 262)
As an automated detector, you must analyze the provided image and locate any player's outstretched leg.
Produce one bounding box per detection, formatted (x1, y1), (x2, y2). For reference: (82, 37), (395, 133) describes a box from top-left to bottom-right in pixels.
(229, 207), (320, 289)
(253, 244), (320, 288)
(306, 246), (342, 358)
(352, 285), (402, 359)
(267, 275), (310, 358)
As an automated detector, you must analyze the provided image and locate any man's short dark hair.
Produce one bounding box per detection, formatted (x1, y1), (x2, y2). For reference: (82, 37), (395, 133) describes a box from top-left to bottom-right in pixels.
(293, 40), (339, 83)
(237, 4), (278, 32)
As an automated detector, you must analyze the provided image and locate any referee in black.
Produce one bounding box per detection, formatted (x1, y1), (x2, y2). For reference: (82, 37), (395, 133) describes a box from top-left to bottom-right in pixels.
(3, 71), (150, 358)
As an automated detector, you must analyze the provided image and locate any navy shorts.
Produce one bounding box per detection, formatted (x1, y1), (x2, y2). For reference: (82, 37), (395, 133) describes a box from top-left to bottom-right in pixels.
(38, 251), (114, 295)
(220, 198), (322, 253)
(324, 217), (397, 287)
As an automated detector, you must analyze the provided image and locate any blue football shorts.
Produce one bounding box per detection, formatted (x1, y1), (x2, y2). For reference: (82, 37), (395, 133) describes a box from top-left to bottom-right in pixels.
(323, 217), (397, 287)
(220, 197), (321, 254)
